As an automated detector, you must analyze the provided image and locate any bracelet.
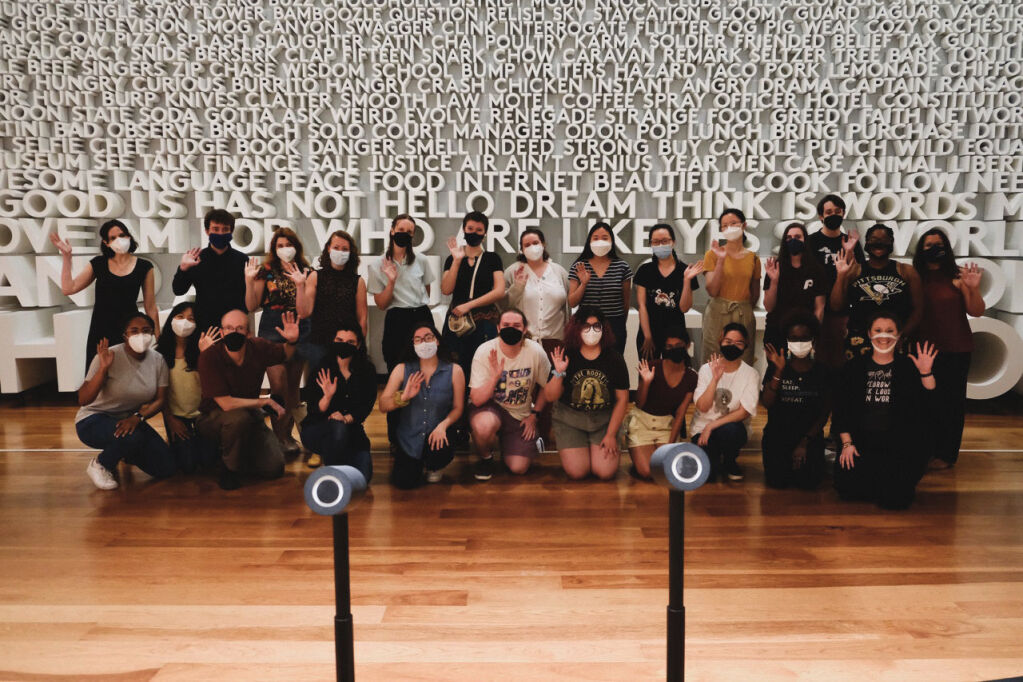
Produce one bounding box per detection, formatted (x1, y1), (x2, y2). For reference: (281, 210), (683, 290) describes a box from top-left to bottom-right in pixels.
(552, 370), (567, 378)
(841, 442), (854, 450)
(920, 372), (932, 377)
(393, 390), (410, 408)
(133, 411), (147, 422)
(530, 409), (541, 416)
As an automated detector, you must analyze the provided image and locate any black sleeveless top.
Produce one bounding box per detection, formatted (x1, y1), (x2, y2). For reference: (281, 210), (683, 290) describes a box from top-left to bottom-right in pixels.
(310, 266), (361, 344)
(845, 260), (912, 333)
(86, 255), (152, 363)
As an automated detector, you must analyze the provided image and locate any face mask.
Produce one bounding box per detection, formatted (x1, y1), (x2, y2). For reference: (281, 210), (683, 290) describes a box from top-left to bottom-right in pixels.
(721, 226), (743, 242)
(923, 245), (946, 262)
(110, 236), (131, 254)
(463, 231), (484, 247)
(581, 328), (603, 346)
(652, 244), (674, 260)
(498, 327), (524, 345)
(822, 214), (844, 231)
(223, 331), (246, 351)
(171, 318), (196, 338)
(662, 347), (686, 363)
(523, 244), (545, 261)
(333, 341), (357, 359)
(276, 246), (296, 263)
(788, 340), (813, 358)
(590, 240), (612, 257)
(867, 241), (893, 257)
(330, 249), (350, 266)
(414, 341), (438, 359)
(208, 232), (232, 249)
(719, 344), (744, 361)
(870, 332), (898, 354)
(127, 333), (153, 354)
(785, 238), (805, 255)
(392, 232), (413, 248)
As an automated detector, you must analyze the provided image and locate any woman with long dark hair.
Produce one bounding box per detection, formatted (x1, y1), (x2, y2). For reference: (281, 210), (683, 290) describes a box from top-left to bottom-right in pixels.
(762, 222), (827, 351)
(912, 227), (984, 469)
(701, 209), (760, 364)
(568, 222), (634, 355)
(634, 223), (702, 359)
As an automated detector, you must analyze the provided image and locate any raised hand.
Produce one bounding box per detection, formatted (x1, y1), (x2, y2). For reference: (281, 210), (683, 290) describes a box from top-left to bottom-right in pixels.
(401, 371), (425, 402)
(708, 353), (726, 380)
(96, 338), (114, 372)
(684, 260), (705, 280)
(282, 260), (307, 286)
(638, 358), (655, 384)
(551, 346), (569, 374)
(487, 348), (505, 377)
(764, 256), (780, 281)
(316, 368), (337, 398)
(447, 235), (465, 260)
(513, 263), (528, 285)
(842, 229), (860, 254)
(834, 249), (854, 278)
(909, 341), (938, 376)
(275, 310), (300, 344)
(710, 239), (727, 259)
(198, 327), (222, 351)
(49, 232), (72, 257)
(179, 248), (201, 271)
(959, 262), (982, 289)
(244, 256), (261, 281)
(573, 262), (591, 287)
(764, 343), (785, 372)
(381, 258), (398, 283)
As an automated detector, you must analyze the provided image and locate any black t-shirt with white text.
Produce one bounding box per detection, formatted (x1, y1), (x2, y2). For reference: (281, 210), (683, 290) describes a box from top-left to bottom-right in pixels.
(560, 351), (630, 412)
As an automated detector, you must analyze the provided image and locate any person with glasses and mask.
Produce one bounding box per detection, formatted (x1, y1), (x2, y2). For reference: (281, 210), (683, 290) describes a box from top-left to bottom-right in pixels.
(299, 324), (378, 480)
(171, 209), (248, 335)
(196, 308), (301, 490)
(546, 306), (631, 480)
(832, 224), (923, 360)
(634, 223), (703, 360)
(690, 322), (760, 482)
(467, 309), (551, 480)
(701, 209), (761, 365)
(762, 222), (827, 352)
(568, 222), (634, 355)
(833, 311), (938, 509)
(626, 325), (698, 480)
(50, 219), (158, 369)
(76, 313), (175, 490)
(913, 228), (985, 470)
(380, 322), (465, 488)
(761, 311), (832, 490)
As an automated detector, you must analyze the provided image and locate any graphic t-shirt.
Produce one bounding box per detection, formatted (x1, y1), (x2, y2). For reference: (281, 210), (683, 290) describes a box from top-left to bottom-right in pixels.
(634, 259), (699, 338)
(560, 350), (630, 412)
(469, 338), (551, 420)
(845, 260), (912, 334)
(690, 361), (760, 436)
(762, 363), (832, 437)
(862, 360), (894, 433)
(806, 229), (866, 291)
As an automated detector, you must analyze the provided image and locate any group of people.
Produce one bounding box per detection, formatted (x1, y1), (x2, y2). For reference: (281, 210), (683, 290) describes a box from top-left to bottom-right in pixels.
(62, 195), (983, 508)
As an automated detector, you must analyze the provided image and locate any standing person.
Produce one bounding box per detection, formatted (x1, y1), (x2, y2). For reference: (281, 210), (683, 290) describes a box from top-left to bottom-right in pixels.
(634, 223), (703, 359)
(626, 325), (698, 479)
(299, 324), (378, 479)
(467, 309), (551, 479)
(831, 224), (923, 359)
(546, 306), (631, 480)
(51, 220), (158, 369)
(171, 209), (248, 335)
(701, 209), (761, 365)
(296, 230), (368, 377)
(690, 323), (760, 482)
(568, 222), (633, 355)
(760, 312), (832, 490)
(155, 303), (220, 473)
(913, 228), (985, 469)
(833, 312), (938, 509)
(368, 214), (434, 371)
(440, 211), (506, 376)
(196, 309), (301, 490)
(762, 222), (827, 351)
(244, 227), (313, 456)
(379, 322), (465, 488)
(806, 194), (864, 367)
(76, 313), (175, 490)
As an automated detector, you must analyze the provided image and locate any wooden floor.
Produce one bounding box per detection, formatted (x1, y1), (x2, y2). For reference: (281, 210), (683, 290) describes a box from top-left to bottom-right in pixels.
(1, 399), (1022, 681)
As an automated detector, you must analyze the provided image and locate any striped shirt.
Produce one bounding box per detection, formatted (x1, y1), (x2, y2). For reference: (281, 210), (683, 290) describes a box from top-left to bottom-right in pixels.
(568, 258), (634, 318)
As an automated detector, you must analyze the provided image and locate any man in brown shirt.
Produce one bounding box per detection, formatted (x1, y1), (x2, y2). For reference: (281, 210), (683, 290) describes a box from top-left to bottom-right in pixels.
(198, 308), (300, 489)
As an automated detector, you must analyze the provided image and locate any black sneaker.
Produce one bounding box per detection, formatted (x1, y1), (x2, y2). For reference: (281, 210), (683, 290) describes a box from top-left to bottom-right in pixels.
(218, 468), (241, 490)
(725, 461), (744, 481)
(474, 456), (494, 481)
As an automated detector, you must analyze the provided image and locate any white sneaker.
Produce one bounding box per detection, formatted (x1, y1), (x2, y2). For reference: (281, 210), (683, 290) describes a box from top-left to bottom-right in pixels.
(426, 469), (444, 483)
(86, 458), (118, 490)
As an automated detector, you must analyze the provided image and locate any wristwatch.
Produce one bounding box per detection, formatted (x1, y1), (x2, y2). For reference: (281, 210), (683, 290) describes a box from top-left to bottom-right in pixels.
(133, 411), (147, 422)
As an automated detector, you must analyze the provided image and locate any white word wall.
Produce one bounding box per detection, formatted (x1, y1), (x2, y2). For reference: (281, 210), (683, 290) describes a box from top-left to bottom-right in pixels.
(0, 0), (1022, 395)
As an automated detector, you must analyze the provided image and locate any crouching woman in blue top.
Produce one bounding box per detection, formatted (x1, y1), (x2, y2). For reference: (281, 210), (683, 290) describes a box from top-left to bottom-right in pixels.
(299, 323), (378, 482)
(380, 322), (465, 489)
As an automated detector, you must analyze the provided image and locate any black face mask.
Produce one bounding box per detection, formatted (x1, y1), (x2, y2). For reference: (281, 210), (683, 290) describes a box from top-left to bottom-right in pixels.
(223, 332), (246, 352)
(867, 241), (893, 257)
(392, 232), (413, 248)
(463, 232), (484, 247)
(923, 245), (946, 262)
(662, 347), (686, 363)
(823, 214), (844, 231)
(334, 341), (357, 359)
(785, 238), (805, 255)
(719, 344), (744, 361)
(498, 327), (523, 345)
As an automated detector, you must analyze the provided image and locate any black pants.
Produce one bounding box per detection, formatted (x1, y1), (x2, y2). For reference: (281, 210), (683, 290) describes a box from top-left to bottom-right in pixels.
(930, 351), (971, 465)
(390, 443), (454, 489)
(608, 315), (628, 356)
(762, 428), (824, 490)
(382, 306), (433, 370)
(833, 431), (923, 509)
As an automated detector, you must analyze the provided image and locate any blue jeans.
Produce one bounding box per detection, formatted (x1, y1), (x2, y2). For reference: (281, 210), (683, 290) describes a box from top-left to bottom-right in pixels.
(300, 420), (373, 483)
(167, 416), (219, 474)
(692, 422), (747, 478)
(76, 413), (175, 479)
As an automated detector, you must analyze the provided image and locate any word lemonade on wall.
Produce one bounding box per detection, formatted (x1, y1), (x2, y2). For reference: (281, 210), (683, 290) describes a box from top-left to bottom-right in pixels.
(0, 0), (1021, 394)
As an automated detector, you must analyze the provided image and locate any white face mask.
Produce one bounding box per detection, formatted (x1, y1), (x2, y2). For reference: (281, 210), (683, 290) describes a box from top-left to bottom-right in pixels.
(127, 333), (153, 354)
(523, 244), (544, 262)
(581, 329), (603, 346)
(414, 341), (438, 359)
(590, 240), (612, 257)
(330, 249), (350, 266)
(171, 318), (196, 338)
(721, 226), (743, 242)
(870, 332), (898, 355)
(110, 236), (131, 254)
(276, 246), (296, 263)
(787, 340), (813, 358)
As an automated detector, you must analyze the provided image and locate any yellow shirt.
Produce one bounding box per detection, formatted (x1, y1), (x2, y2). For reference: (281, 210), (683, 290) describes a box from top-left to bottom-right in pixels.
(702, 250), (759, 302)
(168, 361), (202, 419)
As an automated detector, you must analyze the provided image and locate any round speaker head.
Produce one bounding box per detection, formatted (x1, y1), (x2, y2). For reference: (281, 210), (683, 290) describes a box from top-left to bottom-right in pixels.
(650, 443), (712, 491)
(304, 465), (368, 515)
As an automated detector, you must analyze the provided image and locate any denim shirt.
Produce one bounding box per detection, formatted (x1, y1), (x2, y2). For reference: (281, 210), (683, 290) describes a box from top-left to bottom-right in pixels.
(396, 360), (454, 459)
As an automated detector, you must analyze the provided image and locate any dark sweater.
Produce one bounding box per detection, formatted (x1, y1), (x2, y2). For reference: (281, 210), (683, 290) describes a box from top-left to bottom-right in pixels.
(300, 356), (378, 451)
(171, 246), (248, 333)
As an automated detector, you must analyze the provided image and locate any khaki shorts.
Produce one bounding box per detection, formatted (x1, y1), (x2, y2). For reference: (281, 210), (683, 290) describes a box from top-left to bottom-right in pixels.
(551, 402), (612, 450)
(625, 406), (676, 448)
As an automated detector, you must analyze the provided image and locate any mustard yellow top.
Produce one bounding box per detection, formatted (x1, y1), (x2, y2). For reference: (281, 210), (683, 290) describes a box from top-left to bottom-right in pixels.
(702, 250), (760, 302)
(168, 361), (202, 419)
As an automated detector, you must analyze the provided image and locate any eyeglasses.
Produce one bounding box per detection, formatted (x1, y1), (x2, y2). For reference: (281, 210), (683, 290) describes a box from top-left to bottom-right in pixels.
(413, 333), (436, 344)
(583, 324), (603, 333)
